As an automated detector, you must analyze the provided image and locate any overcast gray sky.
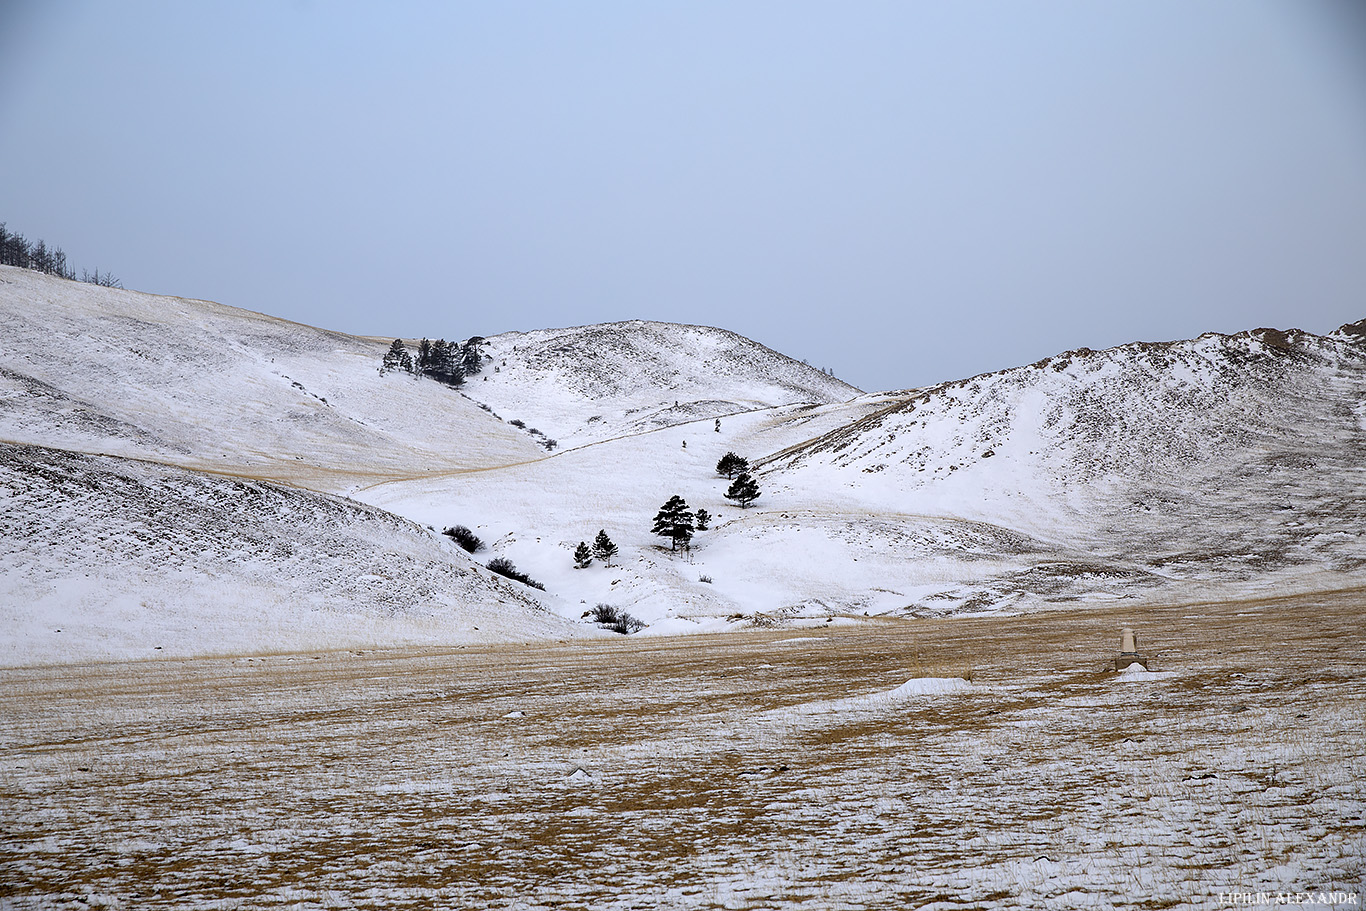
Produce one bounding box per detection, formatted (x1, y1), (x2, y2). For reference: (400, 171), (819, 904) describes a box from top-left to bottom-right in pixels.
(3, 1), (1364, 393)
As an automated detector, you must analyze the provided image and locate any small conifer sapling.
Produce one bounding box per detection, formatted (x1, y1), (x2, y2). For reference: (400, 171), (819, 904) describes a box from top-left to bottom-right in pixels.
(592, 530), (618, 567)
(573, 542), (593, 569)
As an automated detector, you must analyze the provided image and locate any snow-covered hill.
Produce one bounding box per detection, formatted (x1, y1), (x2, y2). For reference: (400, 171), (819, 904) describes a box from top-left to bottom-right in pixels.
(464, 320), (860, 447)
(759, 325), (1366, 607)
(0, 265), (543, 486)
(360, 323), (1366, 624)
(0, 442), (580, 664)
(2, 263), (1363, 663)
(0, 268), (857, 480)
(0, 268), (867, 662)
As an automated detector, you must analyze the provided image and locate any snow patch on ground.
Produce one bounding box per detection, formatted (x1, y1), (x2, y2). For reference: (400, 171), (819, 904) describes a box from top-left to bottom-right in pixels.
(1115, 665), (1179, 682)
(772, 676), (980, 721)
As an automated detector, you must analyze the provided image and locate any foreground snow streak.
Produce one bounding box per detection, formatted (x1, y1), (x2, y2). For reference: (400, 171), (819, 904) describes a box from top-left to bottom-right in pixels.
(2, 593), (1363, 910)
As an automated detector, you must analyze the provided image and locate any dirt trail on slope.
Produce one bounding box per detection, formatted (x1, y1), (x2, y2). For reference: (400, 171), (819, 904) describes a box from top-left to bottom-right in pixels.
(346, 398), (888, 496)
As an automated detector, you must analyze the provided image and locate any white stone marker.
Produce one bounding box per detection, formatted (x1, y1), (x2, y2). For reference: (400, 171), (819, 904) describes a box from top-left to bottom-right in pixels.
(1116, 627), (1148, 671)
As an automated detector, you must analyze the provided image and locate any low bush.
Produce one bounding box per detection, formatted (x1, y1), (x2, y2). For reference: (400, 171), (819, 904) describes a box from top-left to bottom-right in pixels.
(486, 556), (545, 591)
(591, 603), (645, 634)
(443, 525), (485, 554)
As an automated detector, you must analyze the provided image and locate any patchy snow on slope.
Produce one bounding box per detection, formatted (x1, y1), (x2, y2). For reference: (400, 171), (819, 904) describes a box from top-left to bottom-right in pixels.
(760, 327), (1366, 607)
(0, 442), (577, 665)
(464, 320), (861, 446)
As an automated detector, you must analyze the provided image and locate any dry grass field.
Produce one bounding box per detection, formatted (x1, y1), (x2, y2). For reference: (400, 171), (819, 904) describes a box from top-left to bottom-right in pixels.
(2, 590), (1363, 910)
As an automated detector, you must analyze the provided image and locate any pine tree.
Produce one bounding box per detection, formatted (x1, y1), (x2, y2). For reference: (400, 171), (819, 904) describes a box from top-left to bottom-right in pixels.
(30, 239), (51, 274)
(48, 245), (71, 280)
(695, 508), (710, 531)
(381, 339), (413, 374)
(716, 452), (749, 479)
(573, 541), (594, 569)
(417, 338), (433, 372)
(427, 339), (448, 381)
(461, 339), (483, 375)
(651, 495), (695, 551)
(0, 223), (31, 268)
(425, 339), (464, 386)
(592, 529), (618, 567)
(724, 472), (761, 509)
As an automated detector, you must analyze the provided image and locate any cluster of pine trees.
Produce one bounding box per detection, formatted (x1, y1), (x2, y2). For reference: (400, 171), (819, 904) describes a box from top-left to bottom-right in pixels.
(0, 222), (122, 287)
(572, 452), (761, 567)
(649, 452), (761, 552)
(573, 530), (619, 569)
(381, 337), (482, 386)
(446, 451), (761, 623)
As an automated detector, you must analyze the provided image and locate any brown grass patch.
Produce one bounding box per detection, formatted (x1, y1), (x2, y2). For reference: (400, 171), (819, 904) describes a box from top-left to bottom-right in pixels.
(2, 588), (1363, 908)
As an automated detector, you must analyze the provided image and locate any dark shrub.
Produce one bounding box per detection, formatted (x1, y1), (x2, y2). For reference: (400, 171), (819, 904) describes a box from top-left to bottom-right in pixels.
(486, 556), (544, 591)
(443, 525), (485, 554)
(591, 603), (645, 634)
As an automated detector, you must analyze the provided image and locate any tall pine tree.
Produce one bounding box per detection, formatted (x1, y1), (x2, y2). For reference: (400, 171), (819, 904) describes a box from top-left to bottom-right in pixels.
(425, 339), (464, 386)
(461, 340), (483, 375)
(651, 495), (695, 551)
(724, 472), (761, 508)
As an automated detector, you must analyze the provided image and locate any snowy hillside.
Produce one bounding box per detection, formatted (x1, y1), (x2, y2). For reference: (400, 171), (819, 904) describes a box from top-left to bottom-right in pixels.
(0, 268), (856, 480)
(0, 442), (575, 665)
(0, 268), (865, 663)
(2, 263), (1363, 663)
(464, 320), (861, 446)
(761, 325), (1366, 607)
(0, 265), (543, 487)
(362, 323), (1366, 625)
